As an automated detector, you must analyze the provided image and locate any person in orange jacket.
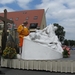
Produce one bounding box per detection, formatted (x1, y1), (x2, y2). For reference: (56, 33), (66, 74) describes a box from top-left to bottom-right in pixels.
(17, 21), (29, 54)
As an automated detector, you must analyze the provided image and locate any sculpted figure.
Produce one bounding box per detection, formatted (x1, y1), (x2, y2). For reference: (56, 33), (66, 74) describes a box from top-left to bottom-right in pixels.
(26, 24), (63, 53)
(21, 24), (63, 60)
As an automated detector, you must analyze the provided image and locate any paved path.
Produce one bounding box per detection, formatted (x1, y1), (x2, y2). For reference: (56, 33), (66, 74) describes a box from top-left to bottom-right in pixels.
(0, 67), (75, 75)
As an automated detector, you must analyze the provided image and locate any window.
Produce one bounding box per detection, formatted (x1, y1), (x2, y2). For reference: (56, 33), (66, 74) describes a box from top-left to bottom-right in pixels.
(16, 17), (19, 20)
(23, 12), (25, 14)
(0, 25), (2, 30)
(23, 12), (27, 14)
(34, 16), (38, 20)
(26, 17), (29, 20)
(25, 12), (27, 14)
(0, 25), (3, 30)
(29, 23), (38, 29)
(10, 18), (13, 20)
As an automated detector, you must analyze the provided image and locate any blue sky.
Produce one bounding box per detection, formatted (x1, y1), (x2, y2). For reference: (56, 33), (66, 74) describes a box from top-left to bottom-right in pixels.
(0, 0), (75, 40)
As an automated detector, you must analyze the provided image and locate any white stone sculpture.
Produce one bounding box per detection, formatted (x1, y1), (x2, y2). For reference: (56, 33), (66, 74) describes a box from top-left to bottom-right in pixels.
(21, 24), (63, 60)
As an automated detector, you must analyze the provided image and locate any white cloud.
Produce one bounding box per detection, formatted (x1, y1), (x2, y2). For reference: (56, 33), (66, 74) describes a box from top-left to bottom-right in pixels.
(35, 0), (75, 40)
(0, 0), (15, 4)
(0, 0), (33, 9)
(0, 6), (15, 13)
(0, 0), (75, 40)
(16, 0), (33, 9)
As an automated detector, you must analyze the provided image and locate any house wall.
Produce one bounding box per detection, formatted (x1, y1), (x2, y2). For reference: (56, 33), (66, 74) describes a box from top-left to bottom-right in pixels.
(40, 10), (47, 29)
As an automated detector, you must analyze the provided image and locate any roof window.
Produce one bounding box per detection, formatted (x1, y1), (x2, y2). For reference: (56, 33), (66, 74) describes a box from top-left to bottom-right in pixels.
(26, 17), (29, 20)
(34, 16), (38, 20)
(16, 17), (19, 20)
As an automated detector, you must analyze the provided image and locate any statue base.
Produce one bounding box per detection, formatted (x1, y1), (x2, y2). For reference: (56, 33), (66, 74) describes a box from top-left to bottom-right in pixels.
(21, 38), (63, 60)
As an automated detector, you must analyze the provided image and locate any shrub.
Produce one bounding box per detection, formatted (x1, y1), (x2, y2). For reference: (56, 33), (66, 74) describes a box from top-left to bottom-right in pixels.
(62, 45), (70, 58)
(2, 47), (17, 59)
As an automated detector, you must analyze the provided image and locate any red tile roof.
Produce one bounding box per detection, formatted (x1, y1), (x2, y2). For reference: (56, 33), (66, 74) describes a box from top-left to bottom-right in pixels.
(0, 9), (45, 28)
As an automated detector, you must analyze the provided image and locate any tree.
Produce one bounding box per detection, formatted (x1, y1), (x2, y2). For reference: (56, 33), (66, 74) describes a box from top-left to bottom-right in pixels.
(63, 39), (75, 46)
(64, 39), (69, 46)
(53, 23), (65, 43)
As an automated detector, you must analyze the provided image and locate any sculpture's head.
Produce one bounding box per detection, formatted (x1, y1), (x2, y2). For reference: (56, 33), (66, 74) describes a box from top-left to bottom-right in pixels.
(22, 21), (28, 26)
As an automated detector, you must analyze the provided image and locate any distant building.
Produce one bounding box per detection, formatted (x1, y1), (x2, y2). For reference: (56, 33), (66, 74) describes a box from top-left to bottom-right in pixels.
(0, 9), (47, 32)
(0, 9), (47, 46)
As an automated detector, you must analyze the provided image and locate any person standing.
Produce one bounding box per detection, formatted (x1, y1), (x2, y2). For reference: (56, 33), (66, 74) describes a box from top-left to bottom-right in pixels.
(17, 21), (29, 54)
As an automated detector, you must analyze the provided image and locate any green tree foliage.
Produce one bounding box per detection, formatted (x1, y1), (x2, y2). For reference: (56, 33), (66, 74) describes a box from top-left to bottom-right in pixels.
(64, 39), (75, 46)
(53, 23), (65, 43)
(64, 39), (69, 46)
